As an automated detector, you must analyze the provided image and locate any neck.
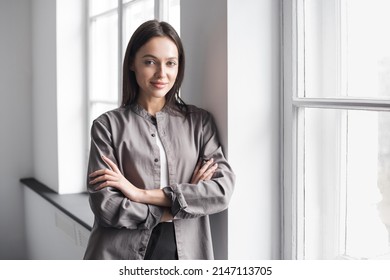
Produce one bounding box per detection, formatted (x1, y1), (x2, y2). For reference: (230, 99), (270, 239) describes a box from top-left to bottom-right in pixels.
(137, 96), (166, 116)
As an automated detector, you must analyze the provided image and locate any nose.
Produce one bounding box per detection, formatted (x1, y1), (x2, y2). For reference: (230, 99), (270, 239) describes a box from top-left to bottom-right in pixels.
(155, 64), (167, 78)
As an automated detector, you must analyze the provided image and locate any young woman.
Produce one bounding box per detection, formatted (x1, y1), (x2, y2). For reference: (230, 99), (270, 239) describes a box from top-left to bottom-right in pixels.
(84, 20), (235, 260)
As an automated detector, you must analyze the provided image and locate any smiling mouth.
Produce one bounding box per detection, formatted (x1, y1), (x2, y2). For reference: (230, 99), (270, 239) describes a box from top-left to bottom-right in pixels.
(151, 82), (168, 89)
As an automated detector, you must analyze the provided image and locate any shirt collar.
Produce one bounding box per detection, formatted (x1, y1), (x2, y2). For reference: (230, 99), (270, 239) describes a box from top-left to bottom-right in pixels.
(130, 103), (169, 125)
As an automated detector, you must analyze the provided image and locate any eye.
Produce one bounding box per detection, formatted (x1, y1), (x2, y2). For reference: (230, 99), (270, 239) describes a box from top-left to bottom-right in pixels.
(167, 60), (178, 67)
(144, 60), (156, 66)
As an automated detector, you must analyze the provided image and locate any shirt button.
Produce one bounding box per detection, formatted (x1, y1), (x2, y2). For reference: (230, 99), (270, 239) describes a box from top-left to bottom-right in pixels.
(139, 247), (146, 253)
(151, 133), (155, 137)
(154, 158), (159, 163)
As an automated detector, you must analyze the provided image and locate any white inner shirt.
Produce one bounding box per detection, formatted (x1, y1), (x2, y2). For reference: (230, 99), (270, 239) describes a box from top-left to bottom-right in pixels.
(155, 132), (171, 222)
(155, 132), (169, 189)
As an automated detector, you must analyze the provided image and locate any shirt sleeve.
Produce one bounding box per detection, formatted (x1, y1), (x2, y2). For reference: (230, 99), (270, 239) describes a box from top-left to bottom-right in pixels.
(87, 117), (164, 230)
(163, 111), (235, 219)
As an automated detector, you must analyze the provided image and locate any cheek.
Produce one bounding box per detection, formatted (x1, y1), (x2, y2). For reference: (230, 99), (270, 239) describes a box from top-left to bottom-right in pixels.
(133, 72), (143, 86)
(169, 70), (179, 83)
(134, 69), (149, 83)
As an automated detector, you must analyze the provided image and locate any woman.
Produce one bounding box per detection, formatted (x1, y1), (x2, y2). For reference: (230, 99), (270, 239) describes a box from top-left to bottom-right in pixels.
(84, 20), (235, 260)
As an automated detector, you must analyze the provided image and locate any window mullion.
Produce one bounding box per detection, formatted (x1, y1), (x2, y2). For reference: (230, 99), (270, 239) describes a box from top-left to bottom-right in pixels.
(154, 0), (161, 20)
(282, 0), (297, 260)
(295, 107), (306, 260)
(156, 0), (170, 21)
(295, 0), (305, 98)
(339, 110), (348, 256)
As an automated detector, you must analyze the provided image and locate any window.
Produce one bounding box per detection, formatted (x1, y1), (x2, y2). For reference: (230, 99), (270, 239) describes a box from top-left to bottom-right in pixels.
(87, 0), (180, 129)
(283, 0), (390, 259)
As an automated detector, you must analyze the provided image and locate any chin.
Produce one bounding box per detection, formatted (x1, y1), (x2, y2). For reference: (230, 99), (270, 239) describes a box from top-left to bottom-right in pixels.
(152, 89), (171, 98)
(152, 92), (169, 99)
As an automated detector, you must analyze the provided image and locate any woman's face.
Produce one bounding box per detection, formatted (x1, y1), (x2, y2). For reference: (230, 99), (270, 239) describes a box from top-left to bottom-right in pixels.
(132, 36), (179, 102)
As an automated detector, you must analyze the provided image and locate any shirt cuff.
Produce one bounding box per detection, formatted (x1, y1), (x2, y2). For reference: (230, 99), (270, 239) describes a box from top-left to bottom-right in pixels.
(139, 204), (164, 230)
(163, 184), (188, 217)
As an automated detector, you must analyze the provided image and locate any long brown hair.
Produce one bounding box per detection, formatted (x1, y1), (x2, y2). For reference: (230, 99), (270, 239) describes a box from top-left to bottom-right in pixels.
(121, 20), (187, 113)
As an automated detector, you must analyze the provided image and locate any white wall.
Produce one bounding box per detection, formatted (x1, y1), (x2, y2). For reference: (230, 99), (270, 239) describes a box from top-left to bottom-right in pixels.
(24, 188), (90, 259)
(181, 0), (228, 129)
(227, 0), (281, 259)
(0, 0), (86, 259)
(181, 0), (281, 260)
(32, 0), (87, 194)
(56, 0), (87, 194)
(31, 0), (59, 191)
(0, 0), (33, 259)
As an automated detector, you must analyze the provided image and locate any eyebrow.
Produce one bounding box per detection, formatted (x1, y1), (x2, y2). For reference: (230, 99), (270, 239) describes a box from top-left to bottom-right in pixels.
(142, 54), (178, 60)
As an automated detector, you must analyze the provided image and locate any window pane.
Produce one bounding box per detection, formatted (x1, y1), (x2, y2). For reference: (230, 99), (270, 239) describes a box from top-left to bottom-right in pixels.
(90, 13), (118, 103)
(89, 0), (118, 16)
(303, 0), (390, 99)
(167, 0), (181, 34)
(123, 0), (154, 51)
(303, 108), (390, 259)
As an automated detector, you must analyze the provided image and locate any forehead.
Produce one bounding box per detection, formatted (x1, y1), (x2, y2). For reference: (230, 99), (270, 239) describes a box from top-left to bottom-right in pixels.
(136, 36), (179, 58)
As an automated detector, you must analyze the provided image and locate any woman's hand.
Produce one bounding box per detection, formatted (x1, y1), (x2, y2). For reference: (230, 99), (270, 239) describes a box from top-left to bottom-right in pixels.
(89, 155), (170, 207)
(190, 158), (218, 184)
(89, 155), (217, 208)
(89, 155), (141, 202)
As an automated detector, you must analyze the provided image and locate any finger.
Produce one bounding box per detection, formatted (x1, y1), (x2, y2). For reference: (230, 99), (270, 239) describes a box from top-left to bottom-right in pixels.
(190, 160), (202, 182)
(199, 158), (214, 173)
(191, 168), (204, 183)
(89, 168), (116, 178)
(192, 160), (201, 175)
(89, 174), (118, 185)
(95, 180), (119, 191)
(195, 159), (215, 180)
(101, 155), (121, 173)
(204, 166), (217, 180)
(95, 181), (109, 191)
(200, 163), (218, 180)
(191, 159), (215, 183)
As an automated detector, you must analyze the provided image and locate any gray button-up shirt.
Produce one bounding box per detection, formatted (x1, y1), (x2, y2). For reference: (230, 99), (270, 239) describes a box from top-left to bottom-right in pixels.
(83, 104), (235, 260)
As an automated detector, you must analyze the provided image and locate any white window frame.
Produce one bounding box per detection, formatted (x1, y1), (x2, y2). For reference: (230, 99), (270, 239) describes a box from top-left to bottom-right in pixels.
(282, 0), (390, 260)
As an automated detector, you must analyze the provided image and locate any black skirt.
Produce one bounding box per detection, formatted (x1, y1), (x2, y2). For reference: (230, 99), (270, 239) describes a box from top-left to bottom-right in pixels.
(144, 222), (178, 260)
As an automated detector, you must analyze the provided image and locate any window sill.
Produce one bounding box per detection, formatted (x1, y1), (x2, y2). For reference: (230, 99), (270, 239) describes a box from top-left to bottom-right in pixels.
(20, 178), (93, 231)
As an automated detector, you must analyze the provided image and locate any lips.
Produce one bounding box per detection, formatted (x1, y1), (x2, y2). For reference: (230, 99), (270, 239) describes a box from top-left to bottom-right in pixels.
(151, 81), (168, 89)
